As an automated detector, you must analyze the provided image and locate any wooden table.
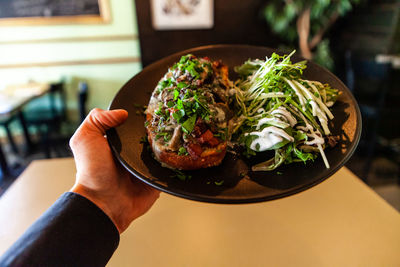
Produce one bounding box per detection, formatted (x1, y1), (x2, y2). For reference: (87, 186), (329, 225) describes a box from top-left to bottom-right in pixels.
(0, 82), (50, 176)
(0, 158), (399, 266)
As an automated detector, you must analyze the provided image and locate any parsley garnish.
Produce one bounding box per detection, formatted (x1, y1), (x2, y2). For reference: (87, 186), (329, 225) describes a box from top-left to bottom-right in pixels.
(214, 180), (224, 186)
(172, 170), (192, 181)
(181, 115), (197, 134)
(178, 147), (188, 155)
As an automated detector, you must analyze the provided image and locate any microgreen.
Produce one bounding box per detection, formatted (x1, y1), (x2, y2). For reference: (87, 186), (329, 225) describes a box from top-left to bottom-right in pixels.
(232, 51), (339, 171)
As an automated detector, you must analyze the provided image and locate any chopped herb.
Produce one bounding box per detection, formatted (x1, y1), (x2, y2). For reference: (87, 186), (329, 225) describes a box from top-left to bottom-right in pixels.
(167, 101), (174, 108)
(181, 115), (197, 134)
(155, 132), (171, 142)
(172, 109), (185, 122)
(157, 78), (175, 92)
(178, 147), (188, 156)
(214, 180), (224, 186)
(177, 82), (188, 89)
(176, 98), (184, 110)
(173, 89), (180, 100)
(172, 170), (192, 181)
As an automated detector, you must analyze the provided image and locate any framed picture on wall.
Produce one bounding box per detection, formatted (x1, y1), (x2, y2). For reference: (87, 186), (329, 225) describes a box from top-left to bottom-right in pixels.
(150, 0), (214, 30)
(0, 0), (111, 26)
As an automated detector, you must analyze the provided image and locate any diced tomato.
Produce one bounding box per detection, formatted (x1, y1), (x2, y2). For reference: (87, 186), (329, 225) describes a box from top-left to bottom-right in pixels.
(198, 130), (220, 147)
(198, 130), (213, 143)
(207, 137), (219, 147)
(185, 143), (203, 159)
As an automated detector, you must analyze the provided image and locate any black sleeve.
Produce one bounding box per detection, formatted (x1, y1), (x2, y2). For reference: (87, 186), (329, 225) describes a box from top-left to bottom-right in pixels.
(0, 192), (120, 267)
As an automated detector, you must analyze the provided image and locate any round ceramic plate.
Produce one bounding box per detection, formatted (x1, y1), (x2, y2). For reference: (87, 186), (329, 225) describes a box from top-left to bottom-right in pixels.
(107, 44), (361, 204)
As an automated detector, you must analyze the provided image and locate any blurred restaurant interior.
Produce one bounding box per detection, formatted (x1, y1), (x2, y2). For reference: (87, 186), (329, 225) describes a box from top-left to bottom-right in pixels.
(0, 0), (399, 209)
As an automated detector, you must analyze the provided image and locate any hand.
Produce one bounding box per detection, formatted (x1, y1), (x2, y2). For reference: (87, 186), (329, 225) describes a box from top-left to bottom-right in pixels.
(69, 108), (160, 233)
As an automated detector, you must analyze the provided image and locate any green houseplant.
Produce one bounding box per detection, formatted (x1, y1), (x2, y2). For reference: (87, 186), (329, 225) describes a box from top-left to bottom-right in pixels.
(263, 0), (361, 69)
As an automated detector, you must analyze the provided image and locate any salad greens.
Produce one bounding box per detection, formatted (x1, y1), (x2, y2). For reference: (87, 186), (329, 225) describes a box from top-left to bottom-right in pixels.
(229, 51), (339, 171)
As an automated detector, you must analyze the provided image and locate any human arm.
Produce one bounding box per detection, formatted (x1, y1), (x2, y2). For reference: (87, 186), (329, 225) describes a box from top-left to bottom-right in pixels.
(0, 109), (160, 266)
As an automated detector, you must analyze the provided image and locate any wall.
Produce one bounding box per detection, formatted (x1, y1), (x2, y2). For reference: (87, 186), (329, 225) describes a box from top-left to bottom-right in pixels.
(135, 0), (280, 67)
(0, 0), (141, 123)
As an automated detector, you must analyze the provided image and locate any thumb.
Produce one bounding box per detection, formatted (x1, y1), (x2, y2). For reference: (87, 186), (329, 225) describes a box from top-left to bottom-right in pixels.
(70, 108), (128, 150)
(82, 108), (128, 135)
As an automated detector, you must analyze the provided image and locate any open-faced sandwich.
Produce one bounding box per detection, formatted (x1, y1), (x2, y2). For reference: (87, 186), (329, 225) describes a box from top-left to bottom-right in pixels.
(145, 54), (233, 170)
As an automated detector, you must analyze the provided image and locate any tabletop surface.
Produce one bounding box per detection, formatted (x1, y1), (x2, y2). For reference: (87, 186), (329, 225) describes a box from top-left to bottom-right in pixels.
(0, 158), (399, 267)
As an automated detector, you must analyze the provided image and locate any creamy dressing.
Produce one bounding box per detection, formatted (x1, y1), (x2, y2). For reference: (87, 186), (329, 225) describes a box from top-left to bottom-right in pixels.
(256, 117), (281, 129)
(295, 116), (325, 146)
(300, 122), (325, 146)
(249, 126), (294, 151)
(271, 107), (297, 127)
(255, 107), (297, 130)
(305, 134), (324, 145)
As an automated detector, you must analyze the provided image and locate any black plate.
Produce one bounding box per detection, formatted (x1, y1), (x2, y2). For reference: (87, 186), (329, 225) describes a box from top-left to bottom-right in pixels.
(107, 44), (361, 204)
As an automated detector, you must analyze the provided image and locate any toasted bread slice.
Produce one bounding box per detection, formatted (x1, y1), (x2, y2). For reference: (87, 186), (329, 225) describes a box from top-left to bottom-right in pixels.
(146, 114), (226, 170)
(144, 54), (231, 170)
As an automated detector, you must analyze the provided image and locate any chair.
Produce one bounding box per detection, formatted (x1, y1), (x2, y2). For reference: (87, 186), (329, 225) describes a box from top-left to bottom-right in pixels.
(345, 50), (392, 182)
(78, 81), (89, 123)
(23, 82), (67, 158)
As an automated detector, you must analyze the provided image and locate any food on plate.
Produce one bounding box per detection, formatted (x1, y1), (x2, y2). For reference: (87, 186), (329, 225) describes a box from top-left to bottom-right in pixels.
(144, 51), (339, 172)
(229, 51), (339, 171)
(145, 54), (232, 170)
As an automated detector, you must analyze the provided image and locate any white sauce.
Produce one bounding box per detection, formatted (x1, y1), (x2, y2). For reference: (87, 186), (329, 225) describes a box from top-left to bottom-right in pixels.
(249, 126), (294, 151)
(305, 131), (324, 145)
(256, 117), (278, 129)
(296, 124), (325, 146)
(271, 107), (297, 127)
